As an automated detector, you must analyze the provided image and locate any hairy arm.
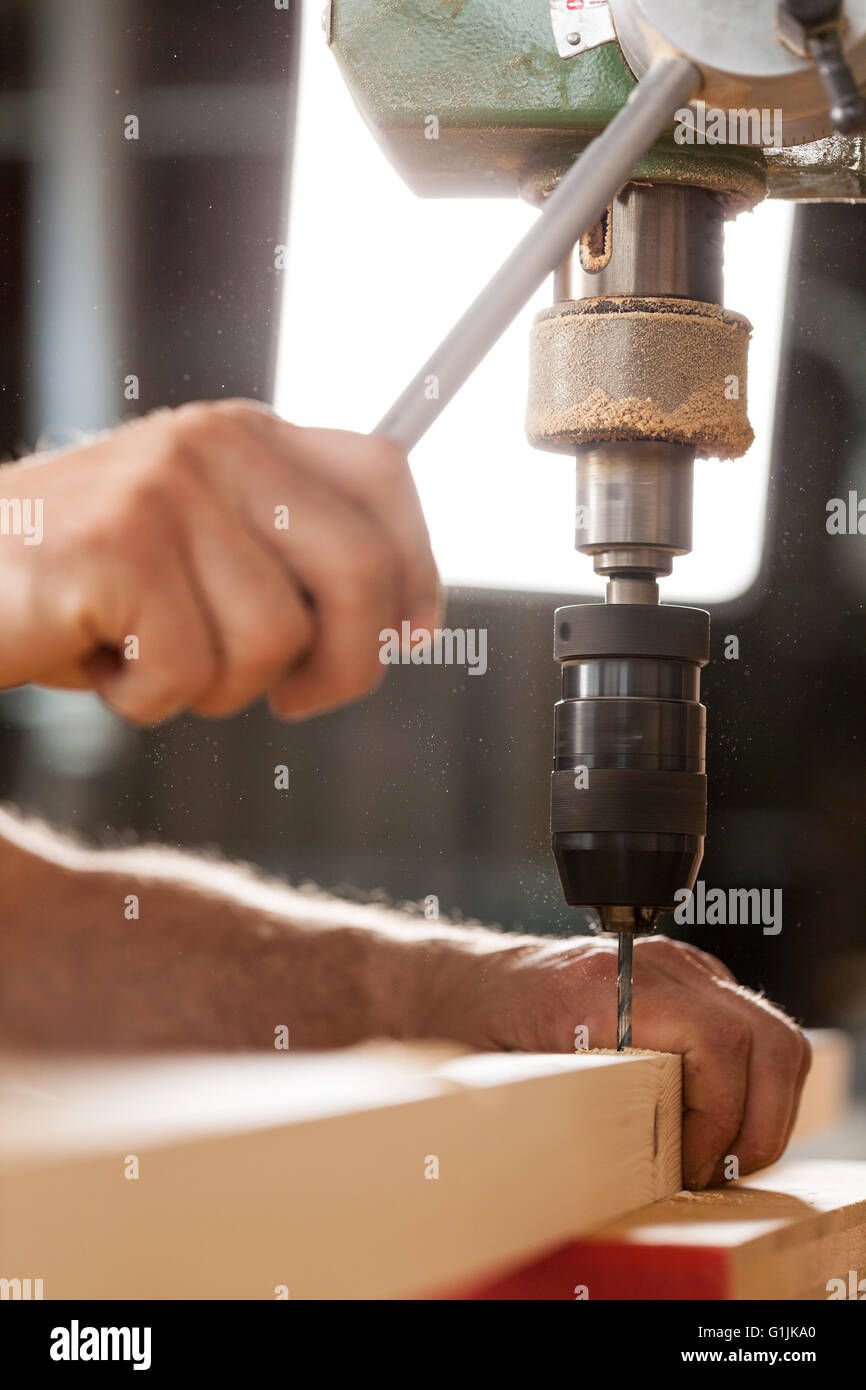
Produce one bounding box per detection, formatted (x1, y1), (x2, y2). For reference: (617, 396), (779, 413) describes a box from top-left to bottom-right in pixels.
(0, 807), (508, 1053)
(0, 808), (810, 1188)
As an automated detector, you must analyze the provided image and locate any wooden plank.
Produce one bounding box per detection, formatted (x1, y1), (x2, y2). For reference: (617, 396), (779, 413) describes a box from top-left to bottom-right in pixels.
(464, 1159), (866, 1300)
(460, 1030), (856, 1301)
(0, 1044), (681, 1300)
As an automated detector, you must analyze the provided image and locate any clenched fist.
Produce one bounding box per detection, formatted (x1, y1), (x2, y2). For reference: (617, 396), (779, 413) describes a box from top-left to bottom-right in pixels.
(0, 401), (441, 722)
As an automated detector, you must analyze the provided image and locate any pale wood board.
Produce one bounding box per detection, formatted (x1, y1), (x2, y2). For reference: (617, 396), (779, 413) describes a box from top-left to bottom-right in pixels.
(0, 1029), (851, 1300)
(0, 1044), (681, 1300)
(572, 1158), (866, 1300)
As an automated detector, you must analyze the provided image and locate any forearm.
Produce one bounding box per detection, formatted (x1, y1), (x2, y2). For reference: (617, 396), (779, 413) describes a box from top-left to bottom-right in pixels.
(0, 807), (514, 1052)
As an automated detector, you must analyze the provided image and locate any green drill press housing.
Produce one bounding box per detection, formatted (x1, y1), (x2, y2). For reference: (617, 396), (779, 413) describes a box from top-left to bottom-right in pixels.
(328, 0), (866, 206)
(327, 0), (767, 207)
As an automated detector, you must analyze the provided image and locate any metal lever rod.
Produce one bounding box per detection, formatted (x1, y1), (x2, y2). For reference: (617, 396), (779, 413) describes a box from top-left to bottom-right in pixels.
(376, 55), (700, 452)
(808, 26), (866, 131)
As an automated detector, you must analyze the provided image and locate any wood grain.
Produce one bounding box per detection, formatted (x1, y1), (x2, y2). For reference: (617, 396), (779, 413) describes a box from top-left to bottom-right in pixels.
(0, 1044), (681, 1300)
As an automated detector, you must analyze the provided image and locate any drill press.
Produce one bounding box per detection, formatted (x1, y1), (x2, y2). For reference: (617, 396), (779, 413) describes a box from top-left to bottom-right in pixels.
(330, 0), (866, 1046)
(539, 181), (734, 1045)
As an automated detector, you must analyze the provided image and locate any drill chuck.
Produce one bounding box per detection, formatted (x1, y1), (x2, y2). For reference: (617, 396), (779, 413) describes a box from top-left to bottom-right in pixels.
(551, 602), (709, 921)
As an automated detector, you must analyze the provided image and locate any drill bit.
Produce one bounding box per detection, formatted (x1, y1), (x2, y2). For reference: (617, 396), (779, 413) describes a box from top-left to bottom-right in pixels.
(616, 932), (633, 1051)
(598, 907), (657, 1049)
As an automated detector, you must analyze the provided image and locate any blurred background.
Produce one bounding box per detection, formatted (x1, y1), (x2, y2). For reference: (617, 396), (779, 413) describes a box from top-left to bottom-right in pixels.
(0, 1), (865, 1121)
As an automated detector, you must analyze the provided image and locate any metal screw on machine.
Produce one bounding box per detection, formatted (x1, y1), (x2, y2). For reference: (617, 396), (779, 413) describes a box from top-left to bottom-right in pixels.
(550, 0), (617, 59)
(777, 0), (866, 131)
